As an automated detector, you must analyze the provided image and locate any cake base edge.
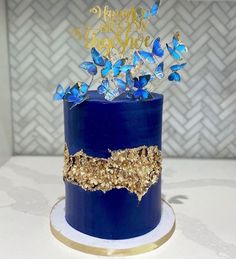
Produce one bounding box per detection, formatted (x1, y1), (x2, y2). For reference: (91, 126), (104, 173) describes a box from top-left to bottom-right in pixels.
(50, 198), (176, 256)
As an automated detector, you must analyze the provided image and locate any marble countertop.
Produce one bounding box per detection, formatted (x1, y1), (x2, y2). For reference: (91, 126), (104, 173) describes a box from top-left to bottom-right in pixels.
(0, 157), (236, 259)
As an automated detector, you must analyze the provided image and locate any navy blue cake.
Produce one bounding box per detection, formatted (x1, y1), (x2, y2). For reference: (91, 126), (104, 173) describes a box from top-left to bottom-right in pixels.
(63, 91), (163, 240)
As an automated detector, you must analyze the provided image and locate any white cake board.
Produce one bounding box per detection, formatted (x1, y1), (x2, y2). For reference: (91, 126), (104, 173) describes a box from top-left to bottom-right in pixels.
(50, 199), (176, 256)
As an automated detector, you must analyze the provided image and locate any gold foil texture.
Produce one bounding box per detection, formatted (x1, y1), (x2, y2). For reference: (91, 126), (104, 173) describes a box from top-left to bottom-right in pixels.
(64, 144), (162, 201)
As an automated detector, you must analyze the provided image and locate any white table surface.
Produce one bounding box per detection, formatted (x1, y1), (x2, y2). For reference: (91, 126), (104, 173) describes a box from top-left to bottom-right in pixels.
(0, 157), (236, 259)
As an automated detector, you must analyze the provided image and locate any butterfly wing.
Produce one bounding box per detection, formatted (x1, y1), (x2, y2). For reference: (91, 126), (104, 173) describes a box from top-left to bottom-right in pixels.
(79, 61), (97, 75)
(119, 65), (135, 73)
(154, 62), (164, 79)
(91, 47), (105, 66)
(65, 85), (79, 102)
(138, 50), (156, 63)
(175, 44), (188, 53)
(53, 84), (65, 101)
(114, 78), (126, 93)
(98, 79), (109, 94)
(113, 59), (126, 77)
(172, 35), (188, 53)
(134, 74), (151, 89)
(97, 79), (119, 101)
(166, 44), (182, 60)
(79, 82), (89, 96)
(133, 89), (150, 100)
(133, 51), (143, 66)
(172, 36), (179, 49)
(152, 37), (164, 58)
(64, 86), (71, 95)
(126, 70), (134, 89)
(113, 58), (126, 68)
(101, 59), (112, 77)
(112, 67), (120, 77)
(70, 84), (80, 95)
(170, 63), (186, 72)
(112, 58), (126, 77)
(150, 0), (160, 16)
(63, 86), (71, 99)
(168, 72), (181, 82)
(140, 75), (151, 88)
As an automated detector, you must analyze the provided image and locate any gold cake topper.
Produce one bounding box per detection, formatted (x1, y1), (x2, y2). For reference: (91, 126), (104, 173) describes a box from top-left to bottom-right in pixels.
(71, 4), (152, 56)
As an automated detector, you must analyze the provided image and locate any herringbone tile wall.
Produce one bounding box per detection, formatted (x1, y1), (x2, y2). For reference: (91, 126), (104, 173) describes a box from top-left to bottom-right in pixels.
(7, 0), (236, 158)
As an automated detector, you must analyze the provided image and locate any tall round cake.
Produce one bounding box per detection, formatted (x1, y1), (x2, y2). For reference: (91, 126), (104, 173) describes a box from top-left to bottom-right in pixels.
(50, 0), (188, 253)
(63, 91), (163, 239)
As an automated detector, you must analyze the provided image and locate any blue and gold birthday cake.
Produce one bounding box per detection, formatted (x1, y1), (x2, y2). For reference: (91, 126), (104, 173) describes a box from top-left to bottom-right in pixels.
(53, 0), (187, 241)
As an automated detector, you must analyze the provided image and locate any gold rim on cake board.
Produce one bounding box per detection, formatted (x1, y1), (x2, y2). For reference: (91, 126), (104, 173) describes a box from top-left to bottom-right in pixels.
(50, 199), (176, 256)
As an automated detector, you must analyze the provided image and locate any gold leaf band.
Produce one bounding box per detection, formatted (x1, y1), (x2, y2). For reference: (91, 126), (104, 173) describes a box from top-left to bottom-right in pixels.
(64, 144), (162, 200)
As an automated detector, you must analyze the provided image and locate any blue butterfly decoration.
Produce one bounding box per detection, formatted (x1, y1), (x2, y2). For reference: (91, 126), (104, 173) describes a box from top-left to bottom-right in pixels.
(168, 63), (186, 82)
(153, 62), (164, 79)
(53, 84), (70, 101)
(138, 37), (164, 64)
(144, 0), (161, 19)
(166, 33), (188, 60)
(101, 58), (127, 77)
(65, 82), (89, 108)
(113, 69), (135, 94)
(133, 51), (144, 66)
(137, 0), (160, 20)
(126, 70), (134, 89)
(54, 1), (189, 107)
(97, 78), (119, 101)
(113, 78), (126, 93)
(79, 61), (97, 75)
(101, 59), (112, 77)
(151, 0), (160, 16)
(119, 64), (135, 73)
(133, 75), (151, 100)
(79, 47), (105, 75)
(91, 47), (105, 66)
